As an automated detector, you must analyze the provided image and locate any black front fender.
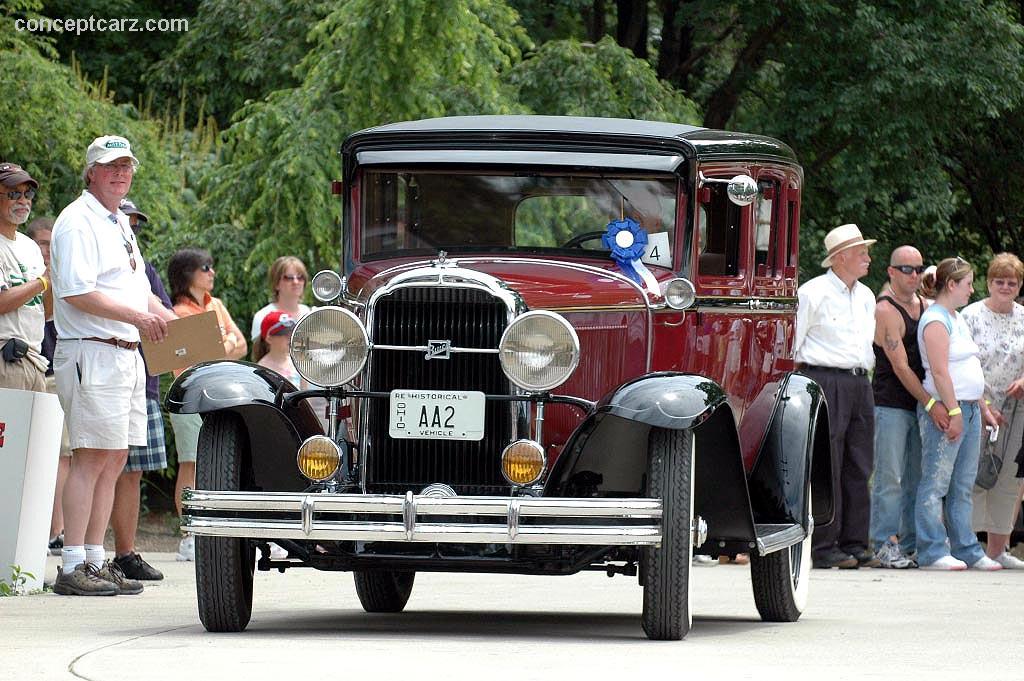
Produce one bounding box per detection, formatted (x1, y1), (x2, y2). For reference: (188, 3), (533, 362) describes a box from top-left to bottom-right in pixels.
(544, 373), (757, 546)
(748, 373), (834, 529)
(165, 360), (322, 492)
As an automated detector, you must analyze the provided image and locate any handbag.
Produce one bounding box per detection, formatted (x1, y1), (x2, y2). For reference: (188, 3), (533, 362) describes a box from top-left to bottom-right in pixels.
(976, 399), (1019, 490)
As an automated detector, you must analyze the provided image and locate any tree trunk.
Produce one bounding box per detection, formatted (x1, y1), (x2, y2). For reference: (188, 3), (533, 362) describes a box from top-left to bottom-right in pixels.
(702, 14), (787, 129)
(615, 0), (649, 60)
(584, 0), (608, 42)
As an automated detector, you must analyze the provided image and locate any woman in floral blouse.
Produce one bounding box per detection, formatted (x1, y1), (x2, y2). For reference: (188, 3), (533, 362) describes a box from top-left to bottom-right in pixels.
(962, 253), (1024, 569)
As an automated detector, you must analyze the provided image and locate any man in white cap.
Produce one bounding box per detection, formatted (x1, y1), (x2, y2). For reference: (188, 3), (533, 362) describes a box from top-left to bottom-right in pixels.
(794, 223), (877, 569)
(49, 135), (176, 596)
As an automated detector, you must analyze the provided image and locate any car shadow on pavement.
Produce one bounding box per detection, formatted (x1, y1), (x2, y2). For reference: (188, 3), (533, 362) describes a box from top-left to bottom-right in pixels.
(228, 610), (766, 642)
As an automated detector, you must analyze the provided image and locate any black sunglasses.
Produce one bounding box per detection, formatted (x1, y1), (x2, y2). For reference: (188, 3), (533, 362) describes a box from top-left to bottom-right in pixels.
(5, 189), (36, 201)
(891, 265), (926, 275)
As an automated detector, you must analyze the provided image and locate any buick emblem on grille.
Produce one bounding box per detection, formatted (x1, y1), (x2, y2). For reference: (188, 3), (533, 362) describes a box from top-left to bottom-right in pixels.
(426, 340), (451, 360)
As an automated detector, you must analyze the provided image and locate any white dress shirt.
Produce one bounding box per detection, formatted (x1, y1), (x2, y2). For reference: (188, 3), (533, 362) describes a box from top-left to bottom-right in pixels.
(794, 268), (876, 370)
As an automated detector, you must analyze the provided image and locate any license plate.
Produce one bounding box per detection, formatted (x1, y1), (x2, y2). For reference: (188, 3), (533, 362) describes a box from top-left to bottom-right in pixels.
(389, 390), (486, 441)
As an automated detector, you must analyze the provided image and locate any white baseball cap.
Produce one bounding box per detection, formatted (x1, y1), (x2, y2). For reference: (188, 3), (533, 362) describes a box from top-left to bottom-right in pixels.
(86, 135), (140, 166)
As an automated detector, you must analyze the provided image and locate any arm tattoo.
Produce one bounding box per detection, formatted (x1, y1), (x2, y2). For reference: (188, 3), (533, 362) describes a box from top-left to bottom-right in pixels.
(885, 332), (899, 352)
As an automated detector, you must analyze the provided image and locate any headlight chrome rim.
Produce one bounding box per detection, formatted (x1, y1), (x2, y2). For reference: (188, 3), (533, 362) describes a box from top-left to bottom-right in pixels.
(290, 306), (368, 387)
(499, 310), (580, 392)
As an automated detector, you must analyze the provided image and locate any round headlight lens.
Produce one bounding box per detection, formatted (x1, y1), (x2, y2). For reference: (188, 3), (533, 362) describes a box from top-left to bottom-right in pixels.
(663, 277), (696, 310)
(290, 307), (368, 386)
(501, 439), (546, 486)
(311, 270), (344, 303)
(296, 435), (341, 482)
(499, 311), (579, 392)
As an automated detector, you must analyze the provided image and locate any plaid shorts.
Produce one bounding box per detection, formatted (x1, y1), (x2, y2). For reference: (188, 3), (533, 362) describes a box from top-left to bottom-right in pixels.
(126, 397), (168, 472)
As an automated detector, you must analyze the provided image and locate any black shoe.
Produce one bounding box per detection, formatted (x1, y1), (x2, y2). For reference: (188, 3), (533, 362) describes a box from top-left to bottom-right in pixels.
(112, 552), (164, 581)
(849, 548), (881, 568)
(812, 548), (859, 569)
(48, 533), (64, 556)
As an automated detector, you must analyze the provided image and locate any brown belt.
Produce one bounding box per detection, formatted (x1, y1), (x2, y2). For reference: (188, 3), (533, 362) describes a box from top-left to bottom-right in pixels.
(83, 337), (140, 351)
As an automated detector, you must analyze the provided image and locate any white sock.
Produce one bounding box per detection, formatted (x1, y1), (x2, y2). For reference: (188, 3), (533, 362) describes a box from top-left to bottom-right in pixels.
(62, 546), (86, 571)
(85, 544), (105, 569)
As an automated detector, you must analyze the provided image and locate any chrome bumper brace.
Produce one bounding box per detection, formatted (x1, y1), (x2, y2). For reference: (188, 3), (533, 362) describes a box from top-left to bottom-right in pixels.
(182, 490), (663, 546)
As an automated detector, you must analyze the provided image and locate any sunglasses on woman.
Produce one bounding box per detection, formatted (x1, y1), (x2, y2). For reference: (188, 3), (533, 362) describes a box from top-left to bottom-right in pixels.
(281, 274), (305, 282)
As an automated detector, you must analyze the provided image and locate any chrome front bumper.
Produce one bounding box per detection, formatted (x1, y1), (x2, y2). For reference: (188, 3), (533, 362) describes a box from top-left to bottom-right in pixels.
(182, 490), (663, 546)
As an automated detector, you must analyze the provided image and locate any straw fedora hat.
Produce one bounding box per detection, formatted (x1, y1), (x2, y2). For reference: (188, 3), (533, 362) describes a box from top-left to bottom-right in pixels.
(820, 223), (876, 267)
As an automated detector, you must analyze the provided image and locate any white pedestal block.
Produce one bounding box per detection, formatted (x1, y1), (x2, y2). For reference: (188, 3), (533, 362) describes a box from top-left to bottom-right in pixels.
(0, 388), (63, 593)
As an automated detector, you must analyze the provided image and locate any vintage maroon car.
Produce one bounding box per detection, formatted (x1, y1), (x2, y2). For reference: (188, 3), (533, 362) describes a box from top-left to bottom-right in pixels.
(169, 115), (834, 640)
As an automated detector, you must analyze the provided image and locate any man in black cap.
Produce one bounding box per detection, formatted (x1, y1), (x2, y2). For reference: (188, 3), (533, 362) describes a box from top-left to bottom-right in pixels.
(0, 162), (49, 392)
(106, 199), (174, 581)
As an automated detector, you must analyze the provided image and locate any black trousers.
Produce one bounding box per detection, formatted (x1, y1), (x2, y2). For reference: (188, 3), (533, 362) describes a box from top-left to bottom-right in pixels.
(803, 368), (875, 555)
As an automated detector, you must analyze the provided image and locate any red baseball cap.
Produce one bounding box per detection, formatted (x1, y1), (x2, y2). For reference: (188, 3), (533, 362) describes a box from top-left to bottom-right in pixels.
(260, 310), (296, 340)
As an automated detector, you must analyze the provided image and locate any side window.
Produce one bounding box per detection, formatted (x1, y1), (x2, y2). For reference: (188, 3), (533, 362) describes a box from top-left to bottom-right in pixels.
(697, 183), (741, 277)
(754, 179), (780, 277)
(787, 194), (799, 269)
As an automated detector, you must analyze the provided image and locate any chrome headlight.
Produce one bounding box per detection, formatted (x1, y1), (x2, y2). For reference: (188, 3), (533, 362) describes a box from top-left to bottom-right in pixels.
(499, 310), (579, 392)
(290, 307), (368, 386)
(311, 270), (344, 303)
(663, 277), (696, 310)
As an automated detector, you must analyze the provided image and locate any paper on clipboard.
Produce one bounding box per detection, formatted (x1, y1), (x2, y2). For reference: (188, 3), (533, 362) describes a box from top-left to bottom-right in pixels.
(140, 310), (225, 376)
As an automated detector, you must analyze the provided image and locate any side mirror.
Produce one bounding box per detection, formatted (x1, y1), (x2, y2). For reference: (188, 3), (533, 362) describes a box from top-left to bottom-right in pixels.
(697, 173), (759, 207)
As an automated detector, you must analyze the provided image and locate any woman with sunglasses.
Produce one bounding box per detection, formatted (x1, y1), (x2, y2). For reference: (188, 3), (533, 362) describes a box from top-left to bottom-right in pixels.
(916, 257), (1002, 570)
(961, 253), (1024, 569)
(166, 248), (247, 561)
(250, 256), (310, 362)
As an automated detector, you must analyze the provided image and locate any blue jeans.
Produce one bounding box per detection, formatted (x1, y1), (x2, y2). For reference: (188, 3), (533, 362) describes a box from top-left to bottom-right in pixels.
(916, 401), (986, 566)
(869, 406), (921, 552)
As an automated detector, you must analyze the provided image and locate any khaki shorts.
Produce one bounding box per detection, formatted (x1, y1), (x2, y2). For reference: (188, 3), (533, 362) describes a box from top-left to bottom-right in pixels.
(53, 339), (147, 451)
(43, 374), (73, 457)
(0, 353), (46, 393)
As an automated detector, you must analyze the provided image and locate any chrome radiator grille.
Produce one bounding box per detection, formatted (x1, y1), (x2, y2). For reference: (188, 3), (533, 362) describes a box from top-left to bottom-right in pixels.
(365, 287), (512, 494)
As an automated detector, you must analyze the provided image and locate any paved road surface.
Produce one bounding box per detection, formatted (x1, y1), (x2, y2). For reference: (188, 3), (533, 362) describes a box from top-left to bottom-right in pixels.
(1, 554), (1016, 680)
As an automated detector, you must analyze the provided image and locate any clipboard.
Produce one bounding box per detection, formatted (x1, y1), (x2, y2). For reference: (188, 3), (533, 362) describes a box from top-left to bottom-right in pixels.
(140, 310), (226, 376)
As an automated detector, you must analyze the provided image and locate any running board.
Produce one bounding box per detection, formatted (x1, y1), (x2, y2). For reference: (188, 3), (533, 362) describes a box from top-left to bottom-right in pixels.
(754, 522), (808, 556)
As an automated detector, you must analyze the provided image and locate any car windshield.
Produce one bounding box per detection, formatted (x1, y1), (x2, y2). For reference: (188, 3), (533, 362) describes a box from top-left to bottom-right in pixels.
(359, 169), (678, 263)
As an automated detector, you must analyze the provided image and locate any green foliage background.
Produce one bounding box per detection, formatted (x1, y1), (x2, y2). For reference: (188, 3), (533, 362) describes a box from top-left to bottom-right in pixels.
(2, 0), (1024, 497)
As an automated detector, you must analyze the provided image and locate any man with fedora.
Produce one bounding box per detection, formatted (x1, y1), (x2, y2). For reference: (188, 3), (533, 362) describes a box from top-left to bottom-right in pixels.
(49, 136), (175, 596)
(795, 223), (878, 569)
(0, 162), (50, 392)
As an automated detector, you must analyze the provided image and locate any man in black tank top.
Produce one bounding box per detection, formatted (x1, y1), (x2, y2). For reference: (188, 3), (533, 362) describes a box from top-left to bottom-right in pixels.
(870, 246), (950, 567)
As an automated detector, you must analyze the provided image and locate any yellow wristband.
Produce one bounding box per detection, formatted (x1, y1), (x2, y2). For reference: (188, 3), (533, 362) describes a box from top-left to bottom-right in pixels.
(984, 399), (991, 406)
(925, 397), (936, 412)
(947, 407), (962, 416)
(38, 275), (48, 292)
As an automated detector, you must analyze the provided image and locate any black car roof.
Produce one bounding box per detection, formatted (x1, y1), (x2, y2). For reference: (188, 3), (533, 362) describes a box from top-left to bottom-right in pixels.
(342, 115), (798, 165)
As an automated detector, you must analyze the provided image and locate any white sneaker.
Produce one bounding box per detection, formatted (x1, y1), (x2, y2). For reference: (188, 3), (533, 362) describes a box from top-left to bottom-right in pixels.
(994, 552), (1024, 569)
(692, 554), (718, 567)
(969, 555), (1004, 571)
(268, 542), (288, 560)
(919, 555), (967, 571)
(176, 534), (195, 562)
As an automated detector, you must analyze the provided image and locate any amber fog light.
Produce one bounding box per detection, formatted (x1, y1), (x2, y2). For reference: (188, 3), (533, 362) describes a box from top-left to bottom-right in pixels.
(297, 436), (341, 482)
(501, 439), (546, 486)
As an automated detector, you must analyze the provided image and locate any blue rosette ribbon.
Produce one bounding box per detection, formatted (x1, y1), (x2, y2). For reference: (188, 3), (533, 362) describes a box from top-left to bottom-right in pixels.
(602, 218), (659, 294)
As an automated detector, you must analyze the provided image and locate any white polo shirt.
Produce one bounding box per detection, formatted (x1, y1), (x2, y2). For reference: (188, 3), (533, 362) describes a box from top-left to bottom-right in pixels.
(794, 268), (876, 371)
(51, 190), (152, 341)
